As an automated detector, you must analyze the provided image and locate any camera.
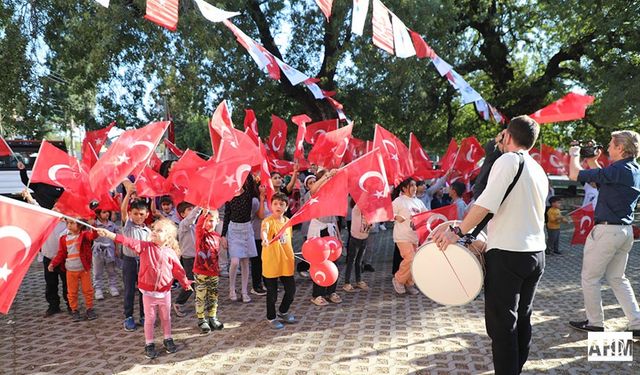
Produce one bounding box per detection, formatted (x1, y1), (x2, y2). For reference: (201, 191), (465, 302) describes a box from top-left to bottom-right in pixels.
(572, 139), (603, 158)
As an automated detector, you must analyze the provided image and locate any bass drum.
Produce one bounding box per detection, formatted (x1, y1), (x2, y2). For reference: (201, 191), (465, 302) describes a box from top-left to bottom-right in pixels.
(411, 220), (487, 306)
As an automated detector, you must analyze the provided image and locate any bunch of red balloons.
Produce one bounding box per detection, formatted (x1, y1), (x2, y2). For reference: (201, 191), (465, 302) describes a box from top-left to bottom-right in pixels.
(301, 236), (342, 286)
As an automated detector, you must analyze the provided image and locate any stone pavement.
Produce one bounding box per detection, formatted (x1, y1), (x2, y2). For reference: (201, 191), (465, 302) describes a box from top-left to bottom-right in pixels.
(1, 223), (640, 374)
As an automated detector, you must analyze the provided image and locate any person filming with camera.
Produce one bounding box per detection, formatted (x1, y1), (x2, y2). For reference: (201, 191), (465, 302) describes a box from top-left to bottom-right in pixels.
(567, 130), (640, 337)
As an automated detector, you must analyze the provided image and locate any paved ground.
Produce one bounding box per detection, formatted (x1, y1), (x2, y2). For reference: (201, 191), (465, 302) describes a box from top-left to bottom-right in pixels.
(1, 219), (640, 374)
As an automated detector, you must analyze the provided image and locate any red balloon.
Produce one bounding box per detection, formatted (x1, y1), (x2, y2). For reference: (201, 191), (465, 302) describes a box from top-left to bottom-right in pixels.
(309, 261), (339, 287)
(301, 237), (330, 264)
(324, 236), (343, 262)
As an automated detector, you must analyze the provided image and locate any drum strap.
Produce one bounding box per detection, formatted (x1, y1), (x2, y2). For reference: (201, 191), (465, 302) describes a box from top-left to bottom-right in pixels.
(470, 152), (525, 237)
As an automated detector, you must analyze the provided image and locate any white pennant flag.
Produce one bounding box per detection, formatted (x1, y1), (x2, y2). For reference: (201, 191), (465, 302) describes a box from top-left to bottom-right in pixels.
(195, 0), (240, 23)
(351, 0), (370, 36)
(306, 83), (326, 99)
(274, 57), (310, 86)
(95, 0), (109, 7)
(474, 100), (490, 120)
(391, 14), (415, 58)
(371, 0), (394, 54)
(460, 86), (483, 105)
(432, 55), (453, 76)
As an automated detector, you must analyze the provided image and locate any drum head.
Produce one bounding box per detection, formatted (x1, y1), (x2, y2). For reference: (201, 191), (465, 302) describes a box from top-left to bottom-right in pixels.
(411, 242), (483, 306)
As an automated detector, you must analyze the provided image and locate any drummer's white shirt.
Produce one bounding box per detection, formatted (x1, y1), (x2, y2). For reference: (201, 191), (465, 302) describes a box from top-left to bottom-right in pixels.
(474, 151), (548, 252)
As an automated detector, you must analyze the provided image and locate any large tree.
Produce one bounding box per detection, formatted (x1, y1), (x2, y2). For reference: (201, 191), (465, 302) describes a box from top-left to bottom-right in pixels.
(0, 0), (637, 153)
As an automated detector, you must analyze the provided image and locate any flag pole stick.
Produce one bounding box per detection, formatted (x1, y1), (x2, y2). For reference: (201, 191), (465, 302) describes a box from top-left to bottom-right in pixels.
(57, 214), (100, 231)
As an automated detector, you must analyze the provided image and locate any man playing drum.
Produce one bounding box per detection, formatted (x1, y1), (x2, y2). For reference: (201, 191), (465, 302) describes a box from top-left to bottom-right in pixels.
(432, 115), (548, 375)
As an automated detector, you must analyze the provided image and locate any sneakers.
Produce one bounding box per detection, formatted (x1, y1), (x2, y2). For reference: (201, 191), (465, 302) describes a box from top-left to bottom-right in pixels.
(71, 310), (82, 322)
(268, 319), (285, 330)
(229, 291), (238, 302)
(362, 264), (375, 272)
(328, 293), (342, 304)
(124, 316), (137, 332)
(406, 285), (420, 295)
(569, 320), (604, 332)
(109, 286), (120, 297)
(173, 303), (186, 317)
(198, 318), (211, 334)
(44, 307), (62, 317)
(163, 338), (177, 354)
(86, 308), (98, 320)
(242, 294), (252, 303)
(392, 277), (406, 295)
(277, 312), (297, 324)
(95, 289), (105, 301)
(311, 296), (329, 306)
(209, 317), (224, 330)
(251, 287), (267, 296)
(144, 343), (158, 359)
(342, 284), (357, 293)
(355, 281), (369, 291)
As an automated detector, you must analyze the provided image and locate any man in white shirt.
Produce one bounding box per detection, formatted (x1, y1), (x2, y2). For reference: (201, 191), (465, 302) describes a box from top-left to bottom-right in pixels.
(432, 116), (548, 375)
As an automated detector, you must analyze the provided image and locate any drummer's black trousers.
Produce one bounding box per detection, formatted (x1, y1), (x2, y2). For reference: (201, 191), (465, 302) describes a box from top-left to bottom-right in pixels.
(484, 249), (545, 375)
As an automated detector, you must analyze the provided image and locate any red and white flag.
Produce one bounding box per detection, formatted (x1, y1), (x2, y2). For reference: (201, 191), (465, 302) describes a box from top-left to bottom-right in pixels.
(346, 149), (393, 223)
(268, 115), (288, 160)
(570, 204), (595, 245)
(305, 119), (339, 145)
(53, 191), (96, 219)
(391, 14), (415, 58)
(291, 114), (311, 161)
(209, 100), (237, 159)
(0, 136), (13, 157)
(315, 0), (333, 21)
(530, 92), (595, 124)
(409, 133), (444, 180)
(243, 109), (260, 146)
(0, 195), (63, 313)
(274, 56), (309, 86)
(454, 136), (485, 176)
(31, 141), (84, 192)
(373, 124), (413, 186)
(144, 0), (179, 31)
(432, 55), (453, 76)
(135, 166), (170, 198)
(81, 122), (115, 169)
(194, 0), (240, 23)
(351, 0), (370, 36)
(440, 138), (459, 172)
(163, 139), (184, 157)
(372, 0), (394, 54)
(308, 123), (353, 169)
(258, 141), (276, 204)
(224, 20), (280, 80)
(409, 30), (435, 59)
(268, 158), (295, 175)
(539, 144), (569, 176)
(411, 204), (458, 245)
(343, 137), (367, 164)
(89, 121), (169, 194)
(167, 150), (208, 195)
(325, 96), (347, 121)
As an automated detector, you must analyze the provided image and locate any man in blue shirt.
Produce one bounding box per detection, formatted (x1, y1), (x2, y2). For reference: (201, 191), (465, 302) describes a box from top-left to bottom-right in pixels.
(567, 130), (640, 337)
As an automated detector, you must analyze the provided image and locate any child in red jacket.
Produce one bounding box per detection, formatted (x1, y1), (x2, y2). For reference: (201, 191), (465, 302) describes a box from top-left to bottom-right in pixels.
(48, 219), (98, 322)
(194, 209), (223, 333)
(97, 218), (192, 359)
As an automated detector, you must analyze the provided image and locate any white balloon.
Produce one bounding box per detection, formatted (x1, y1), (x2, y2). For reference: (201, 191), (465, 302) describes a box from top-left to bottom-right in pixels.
(0, 226), (32, 265)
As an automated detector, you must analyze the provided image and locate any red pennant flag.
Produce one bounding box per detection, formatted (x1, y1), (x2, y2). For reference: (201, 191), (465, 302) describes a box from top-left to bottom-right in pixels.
(31, 141), (84, 192)
(373, 124), (414, 186)
(291, 114), (310, 161)
(271, 169), (349, 242)
(81, 122), (115, 170)
(163, 139), (184, 157)
(305, 119), (339, 145)
(89, 121), (169, 194)
(268, 115), (288, 160)
(408, 30), (435, 59)
(529, 92), (595, 124)
(0, 136), (14, 157)
(243, 109), (260, 145)
(343, 137), (367, 164)
(136, 166), (170, 198)
(454, 136), (485, 175)
(570, 204), (595, 245)
(325, 96), (347, 121)
(409, 133), (444, 180)
(440, 138), (459, 172)
(308, 123), (353, 169)
(0, 196), (62, 313)
(411, 204), (458, 245)
(540, 144), (569, 176)
(345, 149), (393, 223)
(314, 0), (333, 21)
(144, 0), (179, 31)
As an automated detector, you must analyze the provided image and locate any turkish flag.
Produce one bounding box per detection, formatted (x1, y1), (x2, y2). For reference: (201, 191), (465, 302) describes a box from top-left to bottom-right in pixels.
(258, 141), (276, 204)
(136, 166), (170, 198)
(144, 0), (179, 31)
(343, 137), (367, 164)
(268, 158), (295, 175)
(243, 109), (260, 145)
(411, 204), (458, 245)
(31, 141), (84, 193)
(291, 114), (310, 161)
(167, 150), (208, 190)
(325, 96), (347, 121)
(81, 122), (115, 170)
(305, 119), (339, 145)
(90, 121), (169, 194)
(530, 147), (541, 164)
(308, 123), (353, 169)
(0, 136), (13, 157)
(209, 100), (238, 159)
(529, 92), (595, 124)
(570, 204), (595, 245)
(271, 169), (349, 242)
(345, 149), (393, 223)
(454, 136), (485, 175)
(148, 151), (163, 173)
(410, 133), (444, 180)
(539, 144), (569, 175)
(0, 196), (62, 313)
(96, 192), (121, 212)
(373, 124), (413, 186)
(409, 30), (435, 59)
(163, 139), (184, 157)
(184, 158), (255, 210)
(440, 138), (459, 171)
(224, 20), (281, 81)
(53, 191), (96, 219)
(268, 115), (288, 160)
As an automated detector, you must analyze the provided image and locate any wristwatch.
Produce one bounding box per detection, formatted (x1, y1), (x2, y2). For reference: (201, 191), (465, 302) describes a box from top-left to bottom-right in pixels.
(450, 225), (464, 238)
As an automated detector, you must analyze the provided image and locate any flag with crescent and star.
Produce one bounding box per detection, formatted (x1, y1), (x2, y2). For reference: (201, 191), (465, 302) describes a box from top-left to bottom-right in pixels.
(409, 133), (444, 180)
(373, 124), (413, 186)
(305, 119), (339, 145)
(268, 115), (288, 160)
(81, 121), (115, 170)
(135, 166), (171, 198)
(539, 144), (569, 176)
(243, 109), (260, 146)
(163, 139), (184, 157)
(345, 149), (393, 223)
(411, 204), (458, 245)
(308, 123), (353, 170)
(30, 141), (85, 193)
(0, 195), (62, 313)
(570, 203), (595, 245)
(291, 114), (311, 162)
(453, 136), (485, 177)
